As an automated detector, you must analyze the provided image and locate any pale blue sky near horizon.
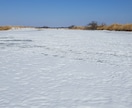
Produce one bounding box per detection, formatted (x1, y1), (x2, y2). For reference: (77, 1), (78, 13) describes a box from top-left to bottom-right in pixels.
(0, 0), (132, 27)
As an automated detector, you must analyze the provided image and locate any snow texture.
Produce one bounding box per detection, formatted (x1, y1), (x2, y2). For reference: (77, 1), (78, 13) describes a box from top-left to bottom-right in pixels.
(0, 29), (132, 108)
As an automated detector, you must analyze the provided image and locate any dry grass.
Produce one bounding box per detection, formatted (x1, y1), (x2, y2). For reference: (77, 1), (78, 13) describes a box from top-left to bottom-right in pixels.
(0, 26), (12, 30)
(97, 26), (105, 30)
(123, 24), (132, 31)
(69, 24), (132, 31)
(97, 24), (132, 31)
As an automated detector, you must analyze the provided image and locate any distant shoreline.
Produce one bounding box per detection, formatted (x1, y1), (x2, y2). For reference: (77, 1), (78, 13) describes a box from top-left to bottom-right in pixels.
(0, 23), (132, 31)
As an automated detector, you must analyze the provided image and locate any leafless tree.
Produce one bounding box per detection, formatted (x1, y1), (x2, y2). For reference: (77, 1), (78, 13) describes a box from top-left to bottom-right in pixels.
(88, 21), (98, 30)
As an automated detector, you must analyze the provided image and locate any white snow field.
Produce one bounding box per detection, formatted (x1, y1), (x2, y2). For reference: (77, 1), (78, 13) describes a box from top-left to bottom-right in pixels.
(0, 29), (132, 108)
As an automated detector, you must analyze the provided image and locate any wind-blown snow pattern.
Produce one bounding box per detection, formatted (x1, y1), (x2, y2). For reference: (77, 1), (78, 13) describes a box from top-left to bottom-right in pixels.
(0, 29), (132, 108)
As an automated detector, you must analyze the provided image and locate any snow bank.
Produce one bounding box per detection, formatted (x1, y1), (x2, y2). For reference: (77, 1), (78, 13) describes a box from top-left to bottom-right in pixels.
(11, 27), (37, 31)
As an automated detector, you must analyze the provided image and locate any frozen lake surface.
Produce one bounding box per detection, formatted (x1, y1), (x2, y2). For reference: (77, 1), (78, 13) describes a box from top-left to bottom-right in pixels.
(0, 29), (132, 108)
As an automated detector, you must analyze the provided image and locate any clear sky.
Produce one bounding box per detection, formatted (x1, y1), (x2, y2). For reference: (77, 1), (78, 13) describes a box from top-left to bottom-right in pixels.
(0, 0), (132, 27)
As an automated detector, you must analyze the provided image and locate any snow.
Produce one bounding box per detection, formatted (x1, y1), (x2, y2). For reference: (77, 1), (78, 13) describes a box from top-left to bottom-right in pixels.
(0, 29), (132, 108)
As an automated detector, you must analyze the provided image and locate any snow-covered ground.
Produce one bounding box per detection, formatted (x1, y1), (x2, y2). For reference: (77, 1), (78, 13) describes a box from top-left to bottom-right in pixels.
(0, 29), (132, 108)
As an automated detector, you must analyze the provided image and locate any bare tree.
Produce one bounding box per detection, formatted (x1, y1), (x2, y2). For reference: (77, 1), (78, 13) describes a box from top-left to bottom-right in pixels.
(88, 21), (98, 30)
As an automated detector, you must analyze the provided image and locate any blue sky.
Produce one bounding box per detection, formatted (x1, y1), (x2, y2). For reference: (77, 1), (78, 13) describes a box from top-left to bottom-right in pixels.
(0, 0), (132, 27)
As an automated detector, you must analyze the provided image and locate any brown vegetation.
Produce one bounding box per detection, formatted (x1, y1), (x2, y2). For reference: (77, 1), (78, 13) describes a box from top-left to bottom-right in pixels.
(69, 21), (132, 31)
(0, 26), (12, 30)
(97, 24), (132, 31)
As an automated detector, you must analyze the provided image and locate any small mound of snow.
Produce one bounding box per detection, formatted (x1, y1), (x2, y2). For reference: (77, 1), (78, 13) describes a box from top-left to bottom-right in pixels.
(11, 27), (36, 31)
